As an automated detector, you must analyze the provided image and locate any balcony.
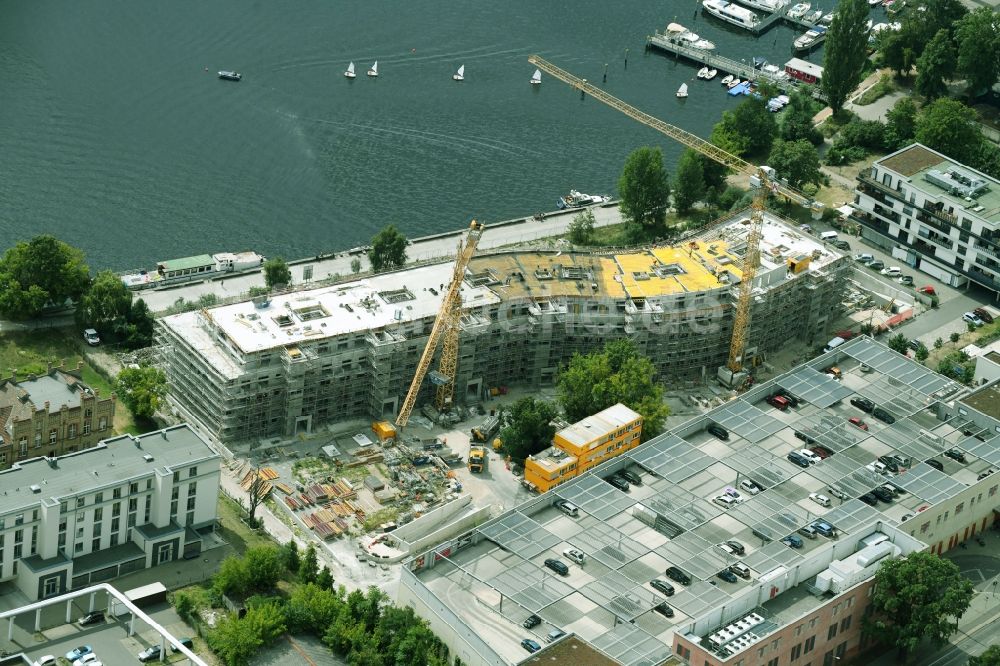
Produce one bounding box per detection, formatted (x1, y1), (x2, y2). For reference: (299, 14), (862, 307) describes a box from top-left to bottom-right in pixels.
(849, 211), (889, 235)
(917, 229), (954, 250)
(974, 242), (1000, 261)
(856, 175), (902, 207)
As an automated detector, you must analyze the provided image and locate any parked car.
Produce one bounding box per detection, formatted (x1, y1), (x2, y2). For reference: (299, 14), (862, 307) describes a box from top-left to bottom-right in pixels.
(707, 423), (729, 440)
(974, 307), (994, 324)
(787, 451), (811, 468)
(811, 521), (836, 537)
(65, 647), (93, 663)
(171, 638), (195, 653)
(606, 476), (630, 492)
(72, 655), (100, 666)
(851, 396), (875, 413)
(555, 500), (579, 518)
(724, 540), (746, 555)
(77, 611), (104, 626)
(83, 329), (100, 346)
(945, 449), (967, 463)
(717, 569), (739, 583)
(544, 558), (569, 576)
(828, 487), (848, 500)
(781, 535), (804, 549)
(546, 629), (566, 644)
(810, 445), (832, 460)
(917, 285), (936, 295)
(872, 486), (894, 503)
(855, 253), (875, 264)
(925, 458), (945, 471)
(868, 260), (885, 271)
(651, 579), (676, 596)
(899, 275), (913, 285)
(877, 456), (900, 473)
(881, 266), (902, 277)
(767, 394), (790, 410)
(665, 566), (692, 585)
(872, 407), (895, 424)
(776, 391), (801, 407)
(36, 657), (57, 666)
(809, 492), (831, 507)
(521, 639), (542, 653)
(523, 614), (542, 629)
(618, 469), (642, 486)
(713, 495), (739, 508)
(831, 239), (851, 251)
(859, 492), (878, 506)
(848, 417), (869, 431)
(798, 525), (819, 539)
(654, 603), (675, 618)
(138, 646), (163, 663)
(797, 449), (822, 464)
(907, 338), (923, 351)
(739, 479), (763, 494)
(563, 547), (585, 565)
(963, 312), (985, 327)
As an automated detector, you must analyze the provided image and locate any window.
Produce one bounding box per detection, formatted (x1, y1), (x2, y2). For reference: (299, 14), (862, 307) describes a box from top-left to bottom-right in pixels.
(91, 537), (100, 551)
(173, 471), (180, 483)
(956, 502), (964, 515)
(98, 417), (107, 431)
(990, 485), (997, 497)
(68, 424), (77, 439)
(835, 642), (847, 659)
(95, 492), (103, 504)
(921, 522), (930, 534)
(128, 498), (137, 512)
(187, 484), (197, 497)
(48, 430), (57, 445)
(129, 482), (138, 494)
(186, 497), (196, 511)
(791, 644), (802, 660)
(74, 542), (83, 553)
(804, 637), (816, 653)
(840, 616), (852, 632)
(109, 533), (118, 547)
(767, 658), (779, 666)
(828, 624), (838, 640)
(34, 433), (41, 448)
(43, 576), (59, 597)
(112, 504), (121, 517)
(823, 651), (834, 666)
(83, 422), (90, 435)
(189, 466), (198, 478)
(94, 508), (103, 522)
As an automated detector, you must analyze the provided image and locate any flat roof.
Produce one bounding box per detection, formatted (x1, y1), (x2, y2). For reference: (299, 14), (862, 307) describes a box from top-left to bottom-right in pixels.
(557, 404), (641, 449)
(877, 144), (1000, 224)
(157, 255), (215, 271)
(960, 383), (1000, 421)
(0, 425), (218, 513)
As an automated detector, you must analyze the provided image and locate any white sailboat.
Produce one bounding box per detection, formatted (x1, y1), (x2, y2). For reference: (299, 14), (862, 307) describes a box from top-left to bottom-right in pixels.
(453, 64), (465, 81)
(705, 68), (718, 80)
(344, 62), (356, 79)
(367, 61), (378, 77)
(530, 68), (542, 85)
(697, 67), (710, 79)
(676, 83), (689, 98)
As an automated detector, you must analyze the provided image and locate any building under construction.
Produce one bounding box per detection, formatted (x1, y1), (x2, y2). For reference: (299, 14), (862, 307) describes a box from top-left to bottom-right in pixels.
(157, 212), (851, 445)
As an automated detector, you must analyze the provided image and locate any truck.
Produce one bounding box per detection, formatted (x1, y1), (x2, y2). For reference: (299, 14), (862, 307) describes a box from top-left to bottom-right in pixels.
(471, 416), (500, 443)
(468, 446), (488, 473)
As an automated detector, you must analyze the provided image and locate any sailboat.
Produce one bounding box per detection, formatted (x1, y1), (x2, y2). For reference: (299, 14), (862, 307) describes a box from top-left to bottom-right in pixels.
(676, 83), (689, 98)
(367, 61), (378, 77)
(530, 68), (542, 85)
(344, 62), (356, 79)
(453, 65), (465, 81)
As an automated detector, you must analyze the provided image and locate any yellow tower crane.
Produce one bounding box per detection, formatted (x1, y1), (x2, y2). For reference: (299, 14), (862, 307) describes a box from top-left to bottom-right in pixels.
(394, 221), (486, 429)
(528, 55), (816, 382)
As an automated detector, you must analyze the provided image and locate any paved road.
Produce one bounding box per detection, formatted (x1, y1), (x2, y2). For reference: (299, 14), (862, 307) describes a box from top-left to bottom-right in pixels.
(137, 204), (625, 313)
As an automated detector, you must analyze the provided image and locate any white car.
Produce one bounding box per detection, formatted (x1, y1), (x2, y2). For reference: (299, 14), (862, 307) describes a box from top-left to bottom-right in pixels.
(880, 266), (901, 277)
(563, 547), (586, 564)
(713, 495), (738, 508)
(73, 655), (101, 666)
(739, 479), (763, 495)
(797, 449), (822, 465)
(83, 328), (100, 346)
(963, 312), (985, 327)
(35, 658), (57, 666)
(809, 492), (831, 507)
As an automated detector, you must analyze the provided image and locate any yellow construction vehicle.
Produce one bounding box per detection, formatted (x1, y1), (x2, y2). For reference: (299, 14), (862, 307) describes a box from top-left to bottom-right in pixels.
(528, 56), (817, 387)
(395, 221), (485, 429)
(468, 446), (488, 473)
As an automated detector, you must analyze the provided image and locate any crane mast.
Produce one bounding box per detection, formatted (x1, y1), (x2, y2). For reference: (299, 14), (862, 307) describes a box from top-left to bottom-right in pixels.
(394, 221), (485, 429)
(527, 55), (812, 375)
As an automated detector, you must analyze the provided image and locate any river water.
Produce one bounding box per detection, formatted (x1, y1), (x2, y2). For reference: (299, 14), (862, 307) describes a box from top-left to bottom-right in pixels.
(0, 0), (841, 270)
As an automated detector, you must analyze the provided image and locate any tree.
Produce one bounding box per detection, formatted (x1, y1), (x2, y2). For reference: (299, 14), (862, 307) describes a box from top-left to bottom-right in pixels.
(243, 546), (283, 593)
(114, 366), (167, 419)
(915, 29), (957, 100)
(280, 539), (300, 573)
(780, 90), (823, 145)
(568, 209), (596, 245)
(299, 544), (319, 584)
(557, 339), (670, 439)
(263, 257), (292, 290)
(350, 257), (362, 274)
(368, 225), (408, 272)
(915, 345), (929, 362)
(207, 612), (261, 666)
(885, 98), (918, 150)
(0, 235), (90, 320)
(956, 8), (1000, 97)
(245, 467), (268, 526)
(731, 96), (778, 155)
(75, 270), (131, 340)
(213, 555), (249, 597)
(316, 567), (334, 590)
(125, 298), (155, 349)
(916, 98), (983, 165)
(822, 0), (871, 113)
(878, 31), (917, 76)
(173, 591), (195, 621)
(497, 396), (558, 464)
(767, 139), (822, 189)
(617, 147), (671, 239)
(864, 552), (974, 658)
(950, 331), (961, 343)
(674, 149), (706, 215)
(970, 645), (1000, 666)
(887, 333), (909, 354)
(934, 337), (943, 349)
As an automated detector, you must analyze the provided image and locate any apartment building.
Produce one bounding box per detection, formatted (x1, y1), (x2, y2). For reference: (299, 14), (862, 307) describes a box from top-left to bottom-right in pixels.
(157, 211), (850, 445)
(853, 143), (1000, 293)
(0, 424), (220, 600)
(398, 337), (999, 666)
(0, 364), (116, 469)
(524, 403), (642, 493)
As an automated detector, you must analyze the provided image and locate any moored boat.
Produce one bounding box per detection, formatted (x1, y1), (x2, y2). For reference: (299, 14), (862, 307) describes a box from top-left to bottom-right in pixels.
(721, 74), (734, 86)
(704, 68), (718, 80)
(697, 67), (710, 79)
(787, 2), (811, 18)
(218, 70), (242, 81)
(701, 0), (760, 30)
(793, 25), (827, 51)
(727, 77), (743, 89)
(557, 190), (611, 209)
(732, 0), (788, 12)
(665, 23), (716, 50)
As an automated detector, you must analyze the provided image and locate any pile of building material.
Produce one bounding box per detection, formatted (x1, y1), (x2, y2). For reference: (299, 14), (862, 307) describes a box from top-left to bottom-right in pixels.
(239, 466), (278, 497)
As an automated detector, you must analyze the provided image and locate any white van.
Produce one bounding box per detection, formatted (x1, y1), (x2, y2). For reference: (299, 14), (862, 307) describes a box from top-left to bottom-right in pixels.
(823, 336), (846, 353)
(820, 231), (839, 241)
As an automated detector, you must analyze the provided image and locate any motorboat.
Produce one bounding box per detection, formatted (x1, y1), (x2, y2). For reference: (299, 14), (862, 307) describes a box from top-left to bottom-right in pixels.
(732, 0), (788, 13)
(367, 61), (379, 77)
(677, 83), (689, 98)
(762, 63), (790, 81)
(704, 68), (718, 80)
(530, 68), (542, 85)
(453, 64), (465, 81)
(787, 2), (811, 18)
(794, 25), (827, 50)
(558, 190), (611, 209)
(697, 67), (710, 79)
(803, 9), (823, 22)
(721, 74), (734, 86)
(701, 0), (760, 30)
(727, 78), (743, 89)
(868, 0), (880, 5)
(344, 62), (356, 79)
(819, 12), (834, 23)
(665, 23), (716, 50)
(218, 70), (241, 81)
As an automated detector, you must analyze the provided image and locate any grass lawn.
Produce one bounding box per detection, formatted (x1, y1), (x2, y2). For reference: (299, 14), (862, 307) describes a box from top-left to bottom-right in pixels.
(216, 495), (279, 553)
(0, 328), (140, 434)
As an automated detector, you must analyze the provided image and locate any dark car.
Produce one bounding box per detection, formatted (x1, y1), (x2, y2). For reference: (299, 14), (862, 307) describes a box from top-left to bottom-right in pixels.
(945, 449), (967, 463)
(544, 558), (569, 576)
(707, 423), (729, 440)
(859, 492), (878, 506)
(850, 397), (875, 413)
(717, 569), (739, 583)
(651, 579), (676, 596)
(781, 535), (804, 549)
(868, 260), (885, 271)
(523, 614), (542, 629)
(172, 638), (195, 653)
(77, 611), (104, 626)
(811, 521), (836, 537)
(925, 458), (944, 471)
(654, 603), (675, 618)
(907, 339), (923, 351)
(521, 639), (542, 653)
(138, 645), (163, 663)
(665, 566), (692, 585)
(794, 430), (817, 445)
(872, 486), (894, 503)
(606, 476), (630, 492)
(724, 540), (746, 555)
(974, 307), (994, 324)
(787, 451), (811, 468)
(619, 469), (642, 486)
(810, 445), (833, 460)
(831, 239), (851, 251)
(878, 456), (901, 473)
(872, 407), (896, 424)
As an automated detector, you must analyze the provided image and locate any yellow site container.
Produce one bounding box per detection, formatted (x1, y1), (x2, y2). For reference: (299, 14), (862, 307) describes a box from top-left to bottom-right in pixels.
(787, 254), (811, 274)
(371, 421), (396, 441)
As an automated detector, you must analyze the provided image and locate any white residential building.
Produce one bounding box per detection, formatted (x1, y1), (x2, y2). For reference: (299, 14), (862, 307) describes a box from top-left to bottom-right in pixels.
(853, 143), (1000, 293)
(0, 424), (220, 600)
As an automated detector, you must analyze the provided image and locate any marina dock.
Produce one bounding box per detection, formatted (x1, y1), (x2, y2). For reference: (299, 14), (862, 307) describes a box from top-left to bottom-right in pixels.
(749, 2), (821, 35)
(645, 33), (788, 88)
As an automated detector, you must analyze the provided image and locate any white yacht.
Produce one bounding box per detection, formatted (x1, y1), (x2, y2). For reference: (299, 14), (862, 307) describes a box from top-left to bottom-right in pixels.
(787, 2), (811, 18)
(665, 23), (716, 50)
(732, 0), (788, 13)
(794, 25), (827, 50)
(702, 0), (760, 30)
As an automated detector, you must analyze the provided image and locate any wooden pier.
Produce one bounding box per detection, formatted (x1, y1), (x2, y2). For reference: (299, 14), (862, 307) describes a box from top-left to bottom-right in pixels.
(750, 2), (820, 35)
(645, 32), (787, 86)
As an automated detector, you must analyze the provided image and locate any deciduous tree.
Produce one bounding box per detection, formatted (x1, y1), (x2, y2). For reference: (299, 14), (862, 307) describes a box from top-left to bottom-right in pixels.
(568, 209), (596, 244)
(864, 552), (974, 658)
(125, 298), (155, 349)
(780, 90), (823, 145)
(350, 257), (363, 274)
(955, 8), (1000, 97)
(497, 397), (558, 464)
(915, 29), (957, 100)
(674, 149), (706, 215)
(731, 96), (778, 156)
(767, 139), (822, 189)
(75, 270), (131, 340)
(915, 98), (983, 165)
(243, 546), (283, 592)
(618, 147), (671, 239)
(887, 333), (909, 355)
(822, 0), (871, 113)
(884, 98), (918, 149)
(368, 225), (408, 272)
(0, 235), (90, 320)
(114, 366), (167, 419)
(299, 544), (319, 584)
(970, 645), (1000, 666)
(263, 257), (292, 290)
